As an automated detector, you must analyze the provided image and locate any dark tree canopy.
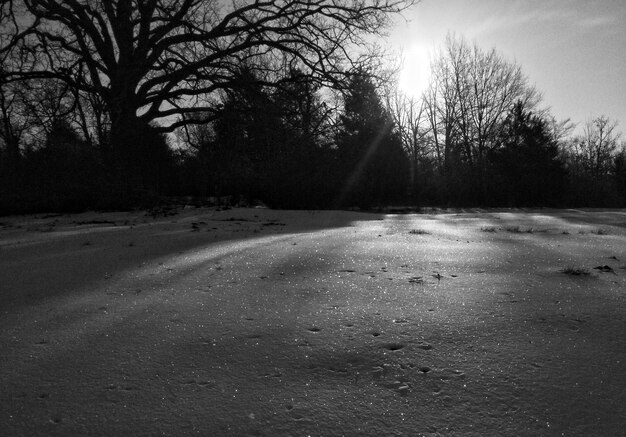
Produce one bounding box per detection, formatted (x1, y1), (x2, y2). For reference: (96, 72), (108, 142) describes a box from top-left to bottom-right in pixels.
(489, 101), (565, 206)
(191, 66), (337, 208)
(0, 0), (415, 196)
(337, 73), (410, 207)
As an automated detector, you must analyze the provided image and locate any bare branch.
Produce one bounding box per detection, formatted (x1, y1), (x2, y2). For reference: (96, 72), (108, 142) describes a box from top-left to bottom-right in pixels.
(4, 0), (417, 133)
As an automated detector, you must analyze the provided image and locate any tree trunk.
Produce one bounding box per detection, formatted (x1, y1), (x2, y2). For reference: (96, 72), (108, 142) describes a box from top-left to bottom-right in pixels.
(108, 102), (147, 200)
(3, 133), (21, 189)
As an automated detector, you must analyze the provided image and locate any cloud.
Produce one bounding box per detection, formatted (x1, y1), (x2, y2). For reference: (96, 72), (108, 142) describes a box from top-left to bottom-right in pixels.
(578, 15), (617, 29)
(466, 2), (619, 38)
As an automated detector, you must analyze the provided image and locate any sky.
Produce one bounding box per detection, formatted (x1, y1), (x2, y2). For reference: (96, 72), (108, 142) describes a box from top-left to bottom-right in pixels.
(388, 0), (626, 135)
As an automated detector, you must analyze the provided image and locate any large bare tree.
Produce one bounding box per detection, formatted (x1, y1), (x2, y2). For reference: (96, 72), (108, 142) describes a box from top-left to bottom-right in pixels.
(1, 0), (416, 168)
(424, 33), (539, 201)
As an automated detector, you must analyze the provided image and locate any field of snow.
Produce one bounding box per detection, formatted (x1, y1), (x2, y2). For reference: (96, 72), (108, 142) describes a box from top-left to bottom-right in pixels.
(1, 207), (625, 436)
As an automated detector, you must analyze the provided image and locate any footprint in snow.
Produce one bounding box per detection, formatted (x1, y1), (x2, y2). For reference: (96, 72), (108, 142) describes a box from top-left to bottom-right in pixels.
(288, 411), (308, 421)
(384, 343), (405, 351)
(594, 265), (616, 274)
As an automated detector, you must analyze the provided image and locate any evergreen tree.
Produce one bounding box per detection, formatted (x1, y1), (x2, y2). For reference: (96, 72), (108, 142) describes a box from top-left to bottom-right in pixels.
(207, 67), (336, 207)
(489, 102), (565, 206)
(268, 70), (337, 208)
(336, 73), (410, 207)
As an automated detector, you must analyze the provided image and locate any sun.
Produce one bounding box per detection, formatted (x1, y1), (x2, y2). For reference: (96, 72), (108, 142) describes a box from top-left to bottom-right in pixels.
(397, 43), (432, 98)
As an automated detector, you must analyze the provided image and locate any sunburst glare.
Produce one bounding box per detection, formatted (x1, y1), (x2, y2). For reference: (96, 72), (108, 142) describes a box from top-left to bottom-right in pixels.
(397, 43), (432, 97)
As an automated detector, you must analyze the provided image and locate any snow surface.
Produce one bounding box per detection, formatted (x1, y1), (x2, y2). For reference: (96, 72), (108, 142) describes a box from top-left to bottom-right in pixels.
(1, 207), (625, 436)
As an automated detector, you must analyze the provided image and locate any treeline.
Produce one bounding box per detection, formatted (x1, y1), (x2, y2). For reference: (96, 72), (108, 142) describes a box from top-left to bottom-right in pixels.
(0, 68), (411, 213)
(0, 78), (178, 213)
(1, 17), (625, 214)
(0, 0), (418, 214)
(388, 34), (625, 207)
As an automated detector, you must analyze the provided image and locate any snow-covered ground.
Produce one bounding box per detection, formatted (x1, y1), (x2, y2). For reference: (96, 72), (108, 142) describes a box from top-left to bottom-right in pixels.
(1, 207), (625, 436)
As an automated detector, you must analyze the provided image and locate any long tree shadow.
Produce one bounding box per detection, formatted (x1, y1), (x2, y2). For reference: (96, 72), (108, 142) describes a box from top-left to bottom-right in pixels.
(0, 207), (385, 312)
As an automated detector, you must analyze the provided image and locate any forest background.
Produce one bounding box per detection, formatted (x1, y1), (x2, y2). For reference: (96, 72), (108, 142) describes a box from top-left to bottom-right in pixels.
(1, 1), (624, 215)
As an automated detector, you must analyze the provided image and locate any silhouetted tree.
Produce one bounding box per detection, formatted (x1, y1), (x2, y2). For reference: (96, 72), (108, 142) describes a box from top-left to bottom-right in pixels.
(208, 67), (280, 198)
(384, 86), (431, 200)
(489, 102), (565, 206)
(15, 118), (104, 212)
(560, 116), (622, 205)
(274, 70), (333, 153)
(614, 146), (626, 204)
(336, 73), (410, 207)
(2, 0), (415, 192)
(185, 67), (337, 208)
(0, 71), (29, 174)
(267, 70), (337, 207)
(424, 34), (540, 203)
(576, 116), (621, 181)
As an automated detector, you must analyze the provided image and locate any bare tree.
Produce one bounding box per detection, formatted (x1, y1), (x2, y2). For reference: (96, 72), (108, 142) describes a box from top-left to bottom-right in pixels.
(576, 116), (621, 180)
(384, 86), (430, 193)
(1, 0), (416, 169)
(423, 42), (460, 178)
(424, 33), (539, 201)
